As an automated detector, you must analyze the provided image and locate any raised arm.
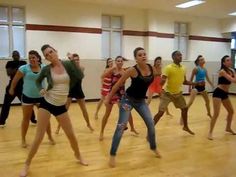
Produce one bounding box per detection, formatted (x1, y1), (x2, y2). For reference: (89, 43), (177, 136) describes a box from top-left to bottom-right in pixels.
(220, 70), (236, 83)
(101, 67), (116, 79)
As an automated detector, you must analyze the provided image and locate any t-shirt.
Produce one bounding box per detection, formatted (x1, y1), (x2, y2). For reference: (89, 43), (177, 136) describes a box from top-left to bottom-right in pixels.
(19, 64), (45, 98)
(163, 63), (186, 94)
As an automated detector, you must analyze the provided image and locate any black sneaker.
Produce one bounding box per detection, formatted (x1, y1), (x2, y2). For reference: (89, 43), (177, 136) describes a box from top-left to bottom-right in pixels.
(30, 119), (37, 124)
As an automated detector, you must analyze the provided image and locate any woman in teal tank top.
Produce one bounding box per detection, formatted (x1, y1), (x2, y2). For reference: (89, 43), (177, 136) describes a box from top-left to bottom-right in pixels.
(187, 55), (214, 118)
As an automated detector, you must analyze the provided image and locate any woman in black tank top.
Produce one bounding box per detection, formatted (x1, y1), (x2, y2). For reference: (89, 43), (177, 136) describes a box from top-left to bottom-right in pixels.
(208, 55), (236, 140)
(105, 47), (161, 168)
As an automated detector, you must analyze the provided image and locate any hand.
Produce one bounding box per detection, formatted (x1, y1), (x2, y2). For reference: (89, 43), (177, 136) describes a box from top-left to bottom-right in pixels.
(198, 81), (205, 86)
(104, 95), (111, 106)
(188, 86), (192, 93)
(40, 89), (47, 96)
(9, 88), (14, 96)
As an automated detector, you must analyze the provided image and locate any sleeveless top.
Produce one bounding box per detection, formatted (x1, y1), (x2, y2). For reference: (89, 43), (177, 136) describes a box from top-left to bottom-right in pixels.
(148, 76), (162, 94)
(101, 76), (112, 96)
(110, 72), (125, 104)
(218, 76), (231, 85)
(126, 64), (154, 99)
(195, 66), (206, 82)
(218, 69), (234, 85)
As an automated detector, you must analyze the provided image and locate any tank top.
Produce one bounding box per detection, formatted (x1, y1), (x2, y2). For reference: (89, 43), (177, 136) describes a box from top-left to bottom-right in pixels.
(101, 76), (112, 96)
(126, 64), (154, 99)
(218, 76), (231, 85)
(218, 69), (234, 85)
(195, 66), (206, 82)
(110, 72), (125, 104)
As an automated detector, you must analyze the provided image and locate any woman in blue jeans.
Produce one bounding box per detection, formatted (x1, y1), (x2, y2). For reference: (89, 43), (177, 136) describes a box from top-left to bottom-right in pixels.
(105, 47), (161, 168)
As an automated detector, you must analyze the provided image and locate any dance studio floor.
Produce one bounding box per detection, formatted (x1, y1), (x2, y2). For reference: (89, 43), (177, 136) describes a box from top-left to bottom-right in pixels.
(0, 95), (235, 177)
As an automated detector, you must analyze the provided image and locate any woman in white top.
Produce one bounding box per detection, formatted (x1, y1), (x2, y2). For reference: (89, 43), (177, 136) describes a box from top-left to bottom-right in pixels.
(19, 45), (88, 177)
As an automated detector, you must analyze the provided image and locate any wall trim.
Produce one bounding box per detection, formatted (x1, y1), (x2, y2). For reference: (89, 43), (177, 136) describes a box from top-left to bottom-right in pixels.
(25, 24), (231, 42)
(26, 24), (102, 34)
(123, 30), (174, 38)
(189, 35), (231, 42)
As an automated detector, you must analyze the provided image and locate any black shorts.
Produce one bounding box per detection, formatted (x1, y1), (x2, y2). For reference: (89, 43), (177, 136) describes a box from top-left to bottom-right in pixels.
(212, 87), (228, 100)
(22, 94), (43, 105)
(68, 81), (85, 99)
(39, 98), (67, 116)
(194, 85), (205, 92)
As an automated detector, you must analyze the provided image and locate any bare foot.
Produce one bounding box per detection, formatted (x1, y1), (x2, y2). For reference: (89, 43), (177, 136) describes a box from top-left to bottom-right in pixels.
(48, 137), (56, 145)
(109, 156), (116, 168)
(207, 133), (214, 140)
(99, 133), (104, 141)
(226, 129), (236, 135)
(94, 114), (98, 120)
(21, 141), (28, 148)
(55, 128), (60, 134)
(130, 128), (139, 135)
(207, 113), (212, 119)
(19, 164), (29, 177)
(152, 149), (162, 158)
(87, 125), (94, 132)
(166, 112), (173, 117)
(182, 127), (195, 135)
(75, 154), (88, 166)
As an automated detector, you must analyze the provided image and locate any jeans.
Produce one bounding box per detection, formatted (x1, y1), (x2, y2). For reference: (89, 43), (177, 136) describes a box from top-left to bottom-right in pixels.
(110, 95), (157, 156)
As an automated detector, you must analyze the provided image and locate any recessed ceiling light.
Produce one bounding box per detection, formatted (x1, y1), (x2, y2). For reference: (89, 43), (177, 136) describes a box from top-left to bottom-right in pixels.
(176, 0), (205, 9)
(229, 12), (236, 16)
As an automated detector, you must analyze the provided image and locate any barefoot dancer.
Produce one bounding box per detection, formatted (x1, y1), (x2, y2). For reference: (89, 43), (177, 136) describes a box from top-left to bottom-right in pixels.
(147, 56), (172, 116)
(105, 48), (161, 168)
(208, 55), (236, 140)
(19, 45), (88, 177)
(55, 53), (94, 133)
(187, 55), (213, 118)
(94, 58), (113, 119)
(99, 56), (138, 141)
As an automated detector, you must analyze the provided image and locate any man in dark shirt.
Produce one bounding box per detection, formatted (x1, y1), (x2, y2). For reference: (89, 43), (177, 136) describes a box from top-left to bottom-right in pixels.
(0, 51), (37, 127)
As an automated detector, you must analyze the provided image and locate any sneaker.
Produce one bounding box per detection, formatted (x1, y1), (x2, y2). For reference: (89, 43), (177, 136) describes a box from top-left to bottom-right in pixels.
(0, 124), (6, 128)
(30, 119), (37, 124)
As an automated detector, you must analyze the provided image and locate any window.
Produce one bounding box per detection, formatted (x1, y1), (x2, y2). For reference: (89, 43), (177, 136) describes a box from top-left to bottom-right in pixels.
(0, 6), (25, 58)
(102, 15), (122, 59)
(174, 22), (188, 60)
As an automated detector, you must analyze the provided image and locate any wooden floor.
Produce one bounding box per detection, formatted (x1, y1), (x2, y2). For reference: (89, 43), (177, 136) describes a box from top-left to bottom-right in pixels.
(0, 95), (236, 177)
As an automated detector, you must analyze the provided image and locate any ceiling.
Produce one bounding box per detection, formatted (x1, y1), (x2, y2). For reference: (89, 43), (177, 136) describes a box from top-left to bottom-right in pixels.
(70, 0), (236, 19)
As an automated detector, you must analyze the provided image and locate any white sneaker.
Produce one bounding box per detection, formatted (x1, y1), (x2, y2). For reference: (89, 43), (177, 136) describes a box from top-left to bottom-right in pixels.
(0, 124), (6, 128)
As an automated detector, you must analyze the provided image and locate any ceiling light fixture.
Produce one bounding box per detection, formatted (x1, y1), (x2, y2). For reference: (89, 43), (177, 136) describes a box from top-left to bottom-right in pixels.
(228, 12), (236, 16)
(176, 0), (205, 9)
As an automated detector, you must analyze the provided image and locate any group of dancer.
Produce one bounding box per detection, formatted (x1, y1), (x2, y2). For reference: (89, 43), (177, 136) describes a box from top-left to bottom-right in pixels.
(0, 45), (236, 176)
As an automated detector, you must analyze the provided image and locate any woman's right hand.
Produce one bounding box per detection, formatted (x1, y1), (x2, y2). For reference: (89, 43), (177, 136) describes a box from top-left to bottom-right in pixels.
(40, 89), (47, 96)
(9, 88), (14, 96)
